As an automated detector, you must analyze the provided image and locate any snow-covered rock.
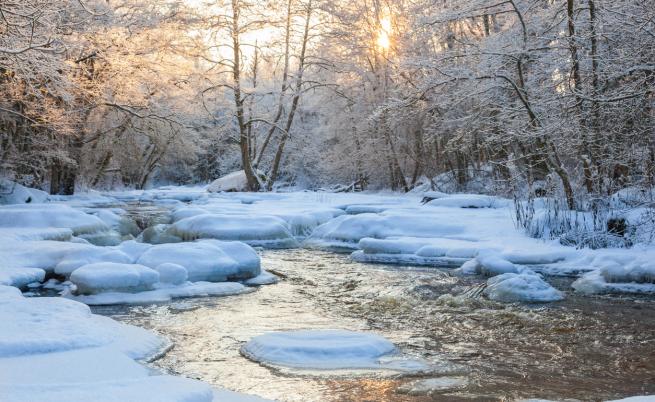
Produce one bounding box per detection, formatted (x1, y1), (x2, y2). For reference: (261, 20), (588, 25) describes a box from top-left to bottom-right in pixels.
(207, 170), (251, 193)
(0, 204), (109, 235)
(0, 267), (45, 288)
(0, 240), (133, 277)
(0, 179), (48, 205)
(154, 263), (188, 285)
(137, 240), (260, 282)
(484, 272), (564, 303)
(241, 330), (397, 370)
(307, 212), (465, 250)
(167, 214), (299, 248)
(70, 262), (160, 295)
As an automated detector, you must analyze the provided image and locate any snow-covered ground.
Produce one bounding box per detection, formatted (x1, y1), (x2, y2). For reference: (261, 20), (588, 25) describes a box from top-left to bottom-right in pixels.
(1, 182), (654, 401)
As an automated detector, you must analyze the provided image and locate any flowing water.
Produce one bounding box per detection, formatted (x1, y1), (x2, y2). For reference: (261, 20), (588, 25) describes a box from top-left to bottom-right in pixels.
(95, 248), (655, 402)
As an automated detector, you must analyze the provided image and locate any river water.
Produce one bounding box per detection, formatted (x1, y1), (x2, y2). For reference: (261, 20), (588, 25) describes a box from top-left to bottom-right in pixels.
(94, 248), (655, 402)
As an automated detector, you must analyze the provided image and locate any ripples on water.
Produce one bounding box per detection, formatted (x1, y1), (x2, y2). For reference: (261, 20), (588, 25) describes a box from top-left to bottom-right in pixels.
(97, 249), (655, 401)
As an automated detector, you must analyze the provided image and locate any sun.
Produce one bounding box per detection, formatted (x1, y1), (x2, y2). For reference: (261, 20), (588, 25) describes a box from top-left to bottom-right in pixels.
(376, 15), (392, 51)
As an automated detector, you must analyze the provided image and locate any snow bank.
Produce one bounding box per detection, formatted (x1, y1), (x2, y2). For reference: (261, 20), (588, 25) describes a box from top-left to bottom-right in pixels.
(137, 240), (260, 282)
(0, 288), (163, 359)
(484, 272), (564, 303)
(167, 214), (299, 248)
(241, 330), (396, 370)
(70, 262), (160, 295)
(425, 194), (510, 209)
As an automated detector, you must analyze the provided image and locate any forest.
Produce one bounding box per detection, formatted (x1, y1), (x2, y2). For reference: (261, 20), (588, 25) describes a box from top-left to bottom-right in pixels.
(2, 0), (653, 200)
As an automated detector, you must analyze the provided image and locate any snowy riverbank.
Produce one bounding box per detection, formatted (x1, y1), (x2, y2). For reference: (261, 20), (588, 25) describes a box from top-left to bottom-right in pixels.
(1, 183), (654, 401)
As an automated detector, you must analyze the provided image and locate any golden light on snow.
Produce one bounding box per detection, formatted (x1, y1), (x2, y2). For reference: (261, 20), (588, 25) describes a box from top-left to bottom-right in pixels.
(377, 15), (392, 51)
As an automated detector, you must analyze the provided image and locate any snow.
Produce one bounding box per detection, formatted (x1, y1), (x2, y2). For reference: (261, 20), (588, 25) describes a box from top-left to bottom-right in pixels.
(241, 330), (397, 370)
(137, 240), (261, 282)
(70, 262), (160, 294)
(207, 170), (250, 192)
(168, 214), (299, 248)
(608, 397), (655, 402)
(484, 272), (564, 303)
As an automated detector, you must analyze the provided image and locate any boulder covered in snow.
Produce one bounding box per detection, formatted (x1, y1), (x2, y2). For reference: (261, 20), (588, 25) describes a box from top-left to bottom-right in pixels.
(484, 272), (564, 303)
(0, 204), (109, 235)
(70, 262), (159, 295)
(137, 240), (260, 282)
(207, 170), (252, 193)
(0, 179), (48, 205)
(167, 214), (298, 248)
(154, 263), (188, 285)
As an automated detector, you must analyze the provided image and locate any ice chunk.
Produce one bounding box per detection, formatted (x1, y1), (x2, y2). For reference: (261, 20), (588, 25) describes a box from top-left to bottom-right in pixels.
(155, 263), (188, 285)
(137, 240), (260, 282)
(167, 214), (299, 248)
(241, 330), (397, 370)
(484, 272), (564, 303)
(70, 262), (160, 295)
